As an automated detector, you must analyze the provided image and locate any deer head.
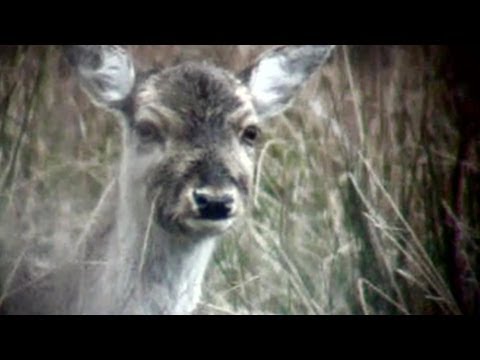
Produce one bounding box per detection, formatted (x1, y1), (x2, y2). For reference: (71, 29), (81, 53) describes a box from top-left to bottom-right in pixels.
(65, 45), (335, 243)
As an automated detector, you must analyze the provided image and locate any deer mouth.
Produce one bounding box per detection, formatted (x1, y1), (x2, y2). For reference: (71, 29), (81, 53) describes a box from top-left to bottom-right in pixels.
(184, 216), (236, 234)
(158, 207), (239, 238)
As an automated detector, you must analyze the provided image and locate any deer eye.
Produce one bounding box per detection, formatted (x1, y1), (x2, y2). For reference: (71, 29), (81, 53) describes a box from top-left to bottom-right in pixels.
(135, 121), (162, 142)
(241, 125), (261, 146)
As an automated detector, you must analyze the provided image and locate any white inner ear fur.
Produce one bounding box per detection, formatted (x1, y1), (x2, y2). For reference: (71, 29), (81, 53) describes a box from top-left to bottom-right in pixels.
(79, 49), (136, 104)
(248, 55), (304, 118)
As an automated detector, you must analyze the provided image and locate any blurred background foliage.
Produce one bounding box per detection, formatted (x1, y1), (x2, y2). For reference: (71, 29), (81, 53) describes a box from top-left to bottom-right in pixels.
(0, 45), (478, 315)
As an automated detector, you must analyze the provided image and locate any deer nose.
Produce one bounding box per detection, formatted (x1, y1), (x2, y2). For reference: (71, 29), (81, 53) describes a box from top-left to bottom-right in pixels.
(193, 189), (235, 221)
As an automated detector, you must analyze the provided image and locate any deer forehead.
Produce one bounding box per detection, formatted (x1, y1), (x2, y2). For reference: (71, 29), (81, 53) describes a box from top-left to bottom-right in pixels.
(133, 63), (258, 131)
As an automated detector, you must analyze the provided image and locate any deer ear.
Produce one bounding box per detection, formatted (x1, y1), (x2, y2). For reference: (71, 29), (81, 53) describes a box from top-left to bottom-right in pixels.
(65, 45), (136, 107)
(240, 45), (335, 119)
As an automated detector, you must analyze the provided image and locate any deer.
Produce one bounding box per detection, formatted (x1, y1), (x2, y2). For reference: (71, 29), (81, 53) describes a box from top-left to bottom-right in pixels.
(0, 45), (335, 315)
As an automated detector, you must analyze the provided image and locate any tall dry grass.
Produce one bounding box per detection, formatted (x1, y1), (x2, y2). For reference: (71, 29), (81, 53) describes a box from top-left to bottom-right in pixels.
(0, 45), (478, 315)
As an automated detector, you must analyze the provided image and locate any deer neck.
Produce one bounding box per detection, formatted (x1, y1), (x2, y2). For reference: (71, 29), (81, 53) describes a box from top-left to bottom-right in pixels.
(103, 177), (218, 315)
